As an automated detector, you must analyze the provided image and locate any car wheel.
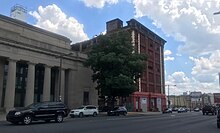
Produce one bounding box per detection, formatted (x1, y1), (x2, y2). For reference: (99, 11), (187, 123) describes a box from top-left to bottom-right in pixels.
(55, 113), (63, 123)
(70, 115), (75, 118)
(93, 112), (97, 117)
(123, 112), (127, 116)
(79, 112), (84, 118)
(23, 115), (32, 125)
(217, 122), (220, 128)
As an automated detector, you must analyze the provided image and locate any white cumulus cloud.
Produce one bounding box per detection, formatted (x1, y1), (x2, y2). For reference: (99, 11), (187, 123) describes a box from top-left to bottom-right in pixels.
(132, 0), (220, 56)
(168, 71), (190, 83)
(166, 71), (220, 95)
(164, 49), (175, 61)
(189, 50), (220, 83)
(164, 56), (175, 61)
(29, 4), (88, 43)
(80, 0), (119, 8)
(164, 50), (172, 55)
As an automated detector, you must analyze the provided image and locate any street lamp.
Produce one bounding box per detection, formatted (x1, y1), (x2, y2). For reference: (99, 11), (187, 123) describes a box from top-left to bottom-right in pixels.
(56, 52), (73, 101)
(165, 84), (176, 108)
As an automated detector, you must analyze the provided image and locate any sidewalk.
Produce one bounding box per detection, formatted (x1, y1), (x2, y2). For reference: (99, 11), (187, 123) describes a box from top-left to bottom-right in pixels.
(0, 113), (6, 121)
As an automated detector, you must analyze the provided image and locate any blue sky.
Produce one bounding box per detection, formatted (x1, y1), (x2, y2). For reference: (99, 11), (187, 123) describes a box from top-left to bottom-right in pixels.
(1, 0), (220, 95)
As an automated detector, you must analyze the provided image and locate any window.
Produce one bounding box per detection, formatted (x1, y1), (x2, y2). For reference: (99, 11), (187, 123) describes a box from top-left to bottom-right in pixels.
(148, 61), (154, 70)
(83, 91), (89, 105)
(149, 73), (154, 83)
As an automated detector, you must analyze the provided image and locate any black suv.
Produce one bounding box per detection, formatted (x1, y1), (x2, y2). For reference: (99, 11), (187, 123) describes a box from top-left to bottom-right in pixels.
(202, 105), (217, 115)
(6, 101), (69, 125)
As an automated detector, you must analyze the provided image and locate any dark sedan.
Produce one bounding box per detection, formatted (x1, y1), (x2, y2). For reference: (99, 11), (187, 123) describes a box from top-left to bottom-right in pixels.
(107, 106), (127, 116)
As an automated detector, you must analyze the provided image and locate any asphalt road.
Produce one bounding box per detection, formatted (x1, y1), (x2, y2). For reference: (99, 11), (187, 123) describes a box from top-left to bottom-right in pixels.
(0, 112), (219, 133)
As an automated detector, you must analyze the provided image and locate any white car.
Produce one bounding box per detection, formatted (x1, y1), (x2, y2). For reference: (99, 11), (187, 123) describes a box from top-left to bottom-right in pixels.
(178, 107), (187, 113)
(69, 105), (99, 118)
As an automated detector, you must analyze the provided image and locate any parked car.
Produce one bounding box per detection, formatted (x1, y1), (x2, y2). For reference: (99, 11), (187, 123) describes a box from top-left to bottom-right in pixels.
(217, 109), (220, 128)
(177, 107), (187, 113)
(6, 101), (69, 125)
(162, 108), (172, 114)
(194, 107), (200, 112)
(69, 105), (99, 118)
(185, 108), (190, 112)
(107, 106), (127, 116)
(202, 105), (217, 115)
(172, 107), (179, 112)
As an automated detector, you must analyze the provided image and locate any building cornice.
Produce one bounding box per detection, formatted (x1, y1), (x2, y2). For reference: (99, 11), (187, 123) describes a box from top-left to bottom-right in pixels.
(0, 14), (71, 43)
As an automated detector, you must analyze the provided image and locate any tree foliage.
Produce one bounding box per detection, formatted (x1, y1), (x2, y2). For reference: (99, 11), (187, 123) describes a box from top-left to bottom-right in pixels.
(84, 31), (147, 99)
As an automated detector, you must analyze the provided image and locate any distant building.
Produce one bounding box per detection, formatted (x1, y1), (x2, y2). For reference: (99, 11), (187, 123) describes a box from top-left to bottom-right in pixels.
(214, 93), (220, 105)
(10, 5), (27, 22)
(190, 92), (202, 108)
(169, 95), (189, 108)
(202, 93), (212, 106)
(183, 92), (187, 96)
(72, 18), (166, 112)
(207, 93), (215, 105)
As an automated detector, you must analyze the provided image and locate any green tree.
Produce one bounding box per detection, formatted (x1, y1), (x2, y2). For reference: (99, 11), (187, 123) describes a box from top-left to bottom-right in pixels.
(84, 31), (147, 107)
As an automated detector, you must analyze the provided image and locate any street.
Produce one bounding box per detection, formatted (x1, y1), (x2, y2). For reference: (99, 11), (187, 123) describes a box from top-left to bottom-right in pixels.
(0, 112), (219, 133)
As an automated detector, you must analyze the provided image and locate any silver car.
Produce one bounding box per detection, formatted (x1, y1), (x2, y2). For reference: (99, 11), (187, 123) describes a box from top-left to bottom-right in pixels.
(69, 105), (99, 118)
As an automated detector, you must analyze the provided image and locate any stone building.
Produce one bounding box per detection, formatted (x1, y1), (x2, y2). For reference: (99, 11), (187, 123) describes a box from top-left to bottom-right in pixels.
(72, 18), (166, 112)
(0, 14), (98, 112)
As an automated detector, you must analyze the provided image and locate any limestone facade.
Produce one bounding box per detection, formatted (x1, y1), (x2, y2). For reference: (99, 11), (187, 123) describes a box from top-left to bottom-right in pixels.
(0, 14), (98, 111)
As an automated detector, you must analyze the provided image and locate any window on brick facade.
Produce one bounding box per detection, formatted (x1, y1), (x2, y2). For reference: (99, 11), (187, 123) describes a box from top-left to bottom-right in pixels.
(156, 64), (160, 73)
(148, 61), (154, 70)
(156, 75), (161, 84)
(156, 86), (161, 93)
(155, 53), (160, 61)
(149, 72), (154, 83)
(150, 50), (154, 59)
(149, 85), (154, 93)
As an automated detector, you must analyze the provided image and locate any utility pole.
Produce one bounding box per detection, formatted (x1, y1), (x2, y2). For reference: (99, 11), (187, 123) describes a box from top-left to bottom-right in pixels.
(165, 85), (176, 108)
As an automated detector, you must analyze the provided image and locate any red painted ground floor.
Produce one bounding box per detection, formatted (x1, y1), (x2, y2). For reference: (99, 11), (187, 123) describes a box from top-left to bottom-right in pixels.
(98, 92), (167, 112)
(129, 92), (166, 112)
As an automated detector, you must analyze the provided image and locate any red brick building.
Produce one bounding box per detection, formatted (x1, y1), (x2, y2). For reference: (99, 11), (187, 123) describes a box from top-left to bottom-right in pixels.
(72, 18), (166, 112)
